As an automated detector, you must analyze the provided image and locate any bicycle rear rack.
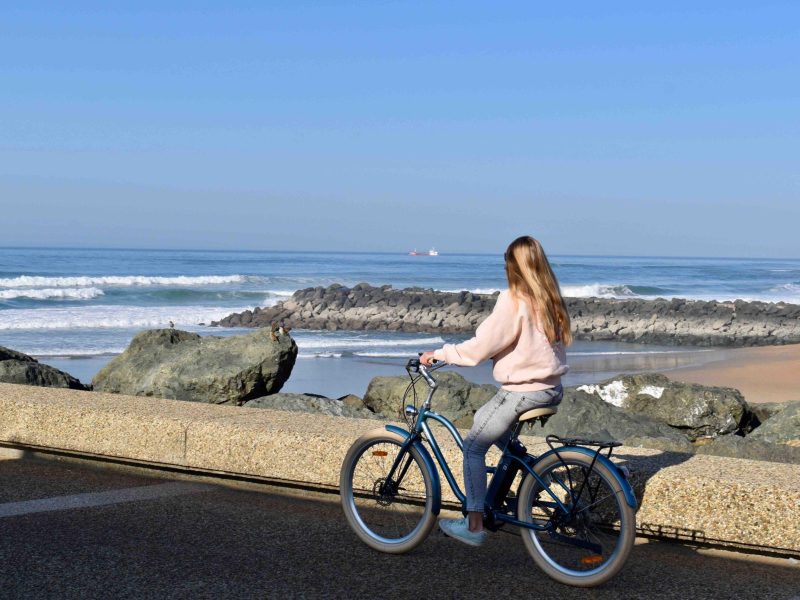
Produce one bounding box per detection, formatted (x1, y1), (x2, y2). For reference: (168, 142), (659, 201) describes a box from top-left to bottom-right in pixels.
(545, 434), (622, 459)
(544, 435), (624, 518)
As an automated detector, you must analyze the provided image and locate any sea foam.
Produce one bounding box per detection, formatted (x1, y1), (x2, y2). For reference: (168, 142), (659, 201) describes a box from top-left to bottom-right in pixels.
(442, 284), (640, 299)
(0, 275), (249, 288)
(0, 287), (105, 300)
(0, 305), (245, 330)
(560, 284), (638, 298)
(294, 335), (445, 349)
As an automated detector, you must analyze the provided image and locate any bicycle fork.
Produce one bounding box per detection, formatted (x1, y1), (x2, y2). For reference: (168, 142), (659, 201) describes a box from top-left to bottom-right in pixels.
(380, 435), (418, 496)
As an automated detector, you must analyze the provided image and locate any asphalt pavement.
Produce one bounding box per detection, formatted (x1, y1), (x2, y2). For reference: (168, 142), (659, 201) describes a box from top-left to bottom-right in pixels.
(0, 451), (797, 600)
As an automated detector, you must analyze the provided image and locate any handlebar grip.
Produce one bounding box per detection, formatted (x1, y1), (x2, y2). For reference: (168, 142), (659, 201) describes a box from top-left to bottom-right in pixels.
(415, 352), (438, 366)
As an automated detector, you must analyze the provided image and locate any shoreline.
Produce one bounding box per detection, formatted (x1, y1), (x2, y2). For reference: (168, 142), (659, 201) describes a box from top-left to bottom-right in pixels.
(668, 344), (800, 403)
(38, 338), (735, 400)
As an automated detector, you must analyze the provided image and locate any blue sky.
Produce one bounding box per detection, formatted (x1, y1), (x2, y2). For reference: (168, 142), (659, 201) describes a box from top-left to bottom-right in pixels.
(1, 2), (798, 256)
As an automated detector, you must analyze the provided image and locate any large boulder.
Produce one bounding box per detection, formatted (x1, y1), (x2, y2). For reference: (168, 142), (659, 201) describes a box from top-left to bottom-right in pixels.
(244, 393), (380, 420)
(93, 328), (297, 405)
(577, 373), (749, 441)
(539, 388), (694, 453)
(748, 402), (800, 445)
(0, 345), (88, 390)
(363, 372), (498, 427)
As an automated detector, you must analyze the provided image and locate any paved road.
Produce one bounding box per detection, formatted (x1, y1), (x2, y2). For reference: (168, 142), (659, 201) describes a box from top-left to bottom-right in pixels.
(0, 452), (797, 600)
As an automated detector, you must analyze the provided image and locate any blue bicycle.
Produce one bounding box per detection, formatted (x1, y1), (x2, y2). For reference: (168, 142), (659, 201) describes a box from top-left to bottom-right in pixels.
(340, 358), (637, 587)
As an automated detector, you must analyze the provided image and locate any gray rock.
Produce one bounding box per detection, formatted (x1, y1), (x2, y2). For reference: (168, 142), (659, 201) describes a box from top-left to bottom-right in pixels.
(748, 401), (797, 426)
(748, 402), (800, 445)
(363, 372), (498, 428)
(211, 283), (800, 347)
(362, 372), (694, 451)
(0, 345), (88, 390)
(576, 374), (748, 441)
(92, 328), (297, 405)
(539, 389), (695, 453)
(244, 393), (380, 419)
(338, 394), (367, 411)
(0, 346), (36, 362)
(696, 434), (800, 464)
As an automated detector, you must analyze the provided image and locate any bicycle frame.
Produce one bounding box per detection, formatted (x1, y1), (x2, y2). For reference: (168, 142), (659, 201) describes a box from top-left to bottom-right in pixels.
(382, 368), (577, 533)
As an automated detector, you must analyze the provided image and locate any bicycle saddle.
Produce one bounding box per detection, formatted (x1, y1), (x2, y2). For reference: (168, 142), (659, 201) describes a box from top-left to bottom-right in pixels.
(518, 406), (558, 423)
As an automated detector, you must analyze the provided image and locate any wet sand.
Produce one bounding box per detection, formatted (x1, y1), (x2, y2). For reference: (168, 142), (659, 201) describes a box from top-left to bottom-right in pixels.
(668, 343), (800, 403)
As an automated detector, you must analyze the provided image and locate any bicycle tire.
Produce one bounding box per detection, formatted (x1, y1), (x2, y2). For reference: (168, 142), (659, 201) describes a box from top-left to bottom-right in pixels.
(340, 428), (437, 554)
(516, 450), (635, 587)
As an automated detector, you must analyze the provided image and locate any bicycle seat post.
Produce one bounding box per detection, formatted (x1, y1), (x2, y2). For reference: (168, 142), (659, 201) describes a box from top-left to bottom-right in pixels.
(505, 421), (528, 456)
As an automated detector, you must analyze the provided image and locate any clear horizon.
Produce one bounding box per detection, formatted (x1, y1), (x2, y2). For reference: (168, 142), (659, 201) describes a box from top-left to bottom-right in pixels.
(2, 245), (800, 262)
(2, 2), (798, 257)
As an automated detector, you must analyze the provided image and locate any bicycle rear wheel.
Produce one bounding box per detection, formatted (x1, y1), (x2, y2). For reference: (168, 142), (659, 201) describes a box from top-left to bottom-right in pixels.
(517, 450), (635, 587)
(340, 429), (436, 554)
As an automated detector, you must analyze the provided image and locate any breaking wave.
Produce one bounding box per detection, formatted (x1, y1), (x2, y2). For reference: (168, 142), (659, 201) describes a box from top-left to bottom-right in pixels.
(0, 275), (251, 288)
(295, 335), (445, 350)
(0, 287), (105, 301)
(0, 305), (244, 330)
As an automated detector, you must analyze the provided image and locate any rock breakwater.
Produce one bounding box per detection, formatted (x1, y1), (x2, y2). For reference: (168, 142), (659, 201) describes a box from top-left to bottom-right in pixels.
(212, 284), (800, 347)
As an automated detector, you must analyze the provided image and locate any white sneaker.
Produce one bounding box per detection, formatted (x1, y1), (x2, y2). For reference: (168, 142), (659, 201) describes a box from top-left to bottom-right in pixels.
(438, 517), (487, 547)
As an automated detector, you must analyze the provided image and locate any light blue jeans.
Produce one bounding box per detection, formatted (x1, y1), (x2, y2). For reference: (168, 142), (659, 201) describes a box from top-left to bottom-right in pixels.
(463, 386), (563, 512)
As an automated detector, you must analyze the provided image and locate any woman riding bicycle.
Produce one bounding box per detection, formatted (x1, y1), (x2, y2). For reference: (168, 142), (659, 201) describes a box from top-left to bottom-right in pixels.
(421, 235), (571, 547)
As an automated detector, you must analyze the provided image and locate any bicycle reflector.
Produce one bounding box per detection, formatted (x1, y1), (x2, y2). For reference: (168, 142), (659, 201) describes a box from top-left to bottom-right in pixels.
(580, 555), (603, 566)
(372, 451), (388, 457)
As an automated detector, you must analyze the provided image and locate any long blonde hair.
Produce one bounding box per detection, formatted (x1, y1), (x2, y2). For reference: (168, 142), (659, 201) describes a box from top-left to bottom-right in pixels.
(504, 236), (572, 345)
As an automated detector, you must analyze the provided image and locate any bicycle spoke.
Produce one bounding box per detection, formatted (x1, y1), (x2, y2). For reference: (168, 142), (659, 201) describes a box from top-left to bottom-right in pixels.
(346, 437), (431, 543)
(519, 453), (633, 583)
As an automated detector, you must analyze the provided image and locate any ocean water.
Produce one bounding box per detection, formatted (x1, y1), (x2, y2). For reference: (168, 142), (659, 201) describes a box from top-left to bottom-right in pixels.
(1, 247), (797, 396)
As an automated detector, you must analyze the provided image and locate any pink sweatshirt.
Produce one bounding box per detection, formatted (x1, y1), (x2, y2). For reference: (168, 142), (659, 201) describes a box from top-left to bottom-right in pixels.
(432, 290), (568, 391)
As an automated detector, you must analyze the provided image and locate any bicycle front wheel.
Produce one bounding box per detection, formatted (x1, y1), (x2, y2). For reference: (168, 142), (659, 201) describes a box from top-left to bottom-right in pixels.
(517, 450), (636, 587)
(340, 429), (437, 554)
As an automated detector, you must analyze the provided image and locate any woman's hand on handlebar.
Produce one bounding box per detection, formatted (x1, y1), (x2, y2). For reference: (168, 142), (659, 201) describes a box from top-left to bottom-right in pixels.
(420, 351), (438, 366)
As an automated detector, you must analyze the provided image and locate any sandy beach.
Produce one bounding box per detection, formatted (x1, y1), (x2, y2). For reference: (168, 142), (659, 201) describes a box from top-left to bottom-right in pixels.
(668, 343), (800, 403)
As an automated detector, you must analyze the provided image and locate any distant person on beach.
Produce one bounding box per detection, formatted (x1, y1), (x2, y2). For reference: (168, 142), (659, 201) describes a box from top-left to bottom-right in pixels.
(420, 235), (571, 547)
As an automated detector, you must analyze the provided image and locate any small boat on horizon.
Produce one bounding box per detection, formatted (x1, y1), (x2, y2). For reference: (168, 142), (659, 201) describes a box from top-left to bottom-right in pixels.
(409, 248), (439, 256)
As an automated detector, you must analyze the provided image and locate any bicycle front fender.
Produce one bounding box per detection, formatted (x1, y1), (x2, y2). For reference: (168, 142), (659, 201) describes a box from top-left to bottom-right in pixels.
(535, 445), (638, 509)
(385, 424), (441, 515)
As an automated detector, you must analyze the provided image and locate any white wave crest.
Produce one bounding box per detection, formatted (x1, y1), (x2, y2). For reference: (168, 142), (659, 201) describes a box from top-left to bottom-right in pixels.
(0, 275), (249, 288)
(0, 305), (245, 330)
(769, 283), (800, 295)
(294, 335), (445, 350)
(560, 284), (638, 299)
(438, 287), (502, 295)
(264, 290), (297, 297)
(30, 347), (127, 358)
(297, 352), (344, 359)
(0, 287), (105, 300)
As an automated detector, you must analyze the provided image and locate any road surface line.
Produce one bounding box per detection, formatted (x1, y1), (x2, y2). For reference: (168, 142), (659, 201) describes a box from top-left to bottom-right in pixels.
(0, 482), (213, 518)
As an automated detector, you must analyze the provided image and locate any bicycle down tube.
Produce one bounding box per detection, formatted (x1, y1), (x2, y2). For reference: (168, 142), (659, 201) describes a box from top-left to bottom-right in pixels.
(408, 409), (573, 526)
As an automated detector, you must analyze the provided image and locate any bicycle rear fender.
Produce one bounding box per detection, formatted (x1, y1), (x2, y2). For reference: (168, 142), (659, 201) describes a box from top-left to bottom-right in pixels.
(384, 425), (441, 515)
(536, 446), (638, 509)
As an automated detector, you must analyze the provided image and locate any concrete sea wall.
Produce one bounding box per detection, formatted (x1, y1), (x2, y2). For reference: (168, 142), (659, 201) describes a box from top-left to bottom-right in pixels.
(0, 383), (797, 555)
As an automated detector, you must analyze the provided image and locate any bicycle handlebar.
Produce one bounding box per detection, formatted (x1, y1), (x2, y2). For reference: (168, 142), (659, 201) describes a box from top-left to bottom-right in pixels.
(406, 356), (445, 387)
